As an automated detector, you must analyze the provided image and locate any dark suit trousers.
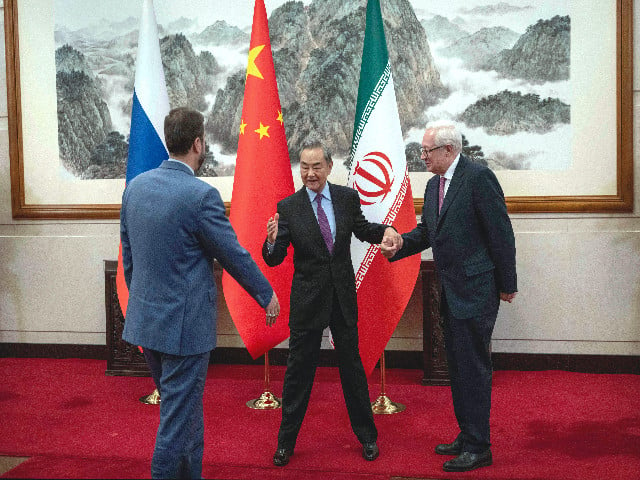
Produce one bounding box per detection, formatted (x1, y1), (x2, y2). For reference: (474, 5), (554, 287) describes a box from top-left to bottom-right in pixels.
(441, 292), (497, 454)
(144, 348), (211, 479)
(278, 290), (377, 450)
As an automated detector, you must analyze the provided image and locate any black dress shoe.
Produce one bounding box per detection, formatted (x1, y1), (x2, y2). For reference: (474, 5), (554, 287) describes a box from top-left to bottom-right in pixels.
(362, 442), (379, 461)
(435, 437), (463, 455)
(443, 450), (492, 472)
(273, 448), (293, 467)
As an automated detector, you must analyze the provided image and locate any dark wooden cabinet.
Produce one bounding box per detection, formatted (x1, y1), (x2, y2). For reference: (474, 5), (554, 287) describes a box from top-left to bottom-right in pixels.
(420, 261), (448, 385)
(104, 260), (149, 376)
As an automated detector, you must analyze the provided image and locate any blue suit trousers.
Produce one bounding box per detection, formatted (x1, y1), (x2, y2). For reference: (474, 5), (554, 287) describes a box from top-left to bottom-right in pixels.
(144, 349), (210, 479)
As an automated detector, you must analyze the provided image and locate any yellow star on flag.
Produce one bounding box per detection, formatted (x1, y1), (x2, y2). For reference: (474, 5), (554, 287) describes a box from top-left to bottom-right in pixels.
(255, 122), (270, 139)
(239, 119), (247, 135)
(246, 45), (265, 80)
(276, 111), (284, 125)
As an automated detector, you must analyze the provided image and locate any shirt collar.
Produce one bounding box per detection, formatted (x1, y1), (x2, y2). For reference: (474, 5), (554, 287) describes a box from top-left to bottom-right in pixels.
(307, 183), (332, 203)
(168, 158), (194, 175)
(442, 153), (460, 181)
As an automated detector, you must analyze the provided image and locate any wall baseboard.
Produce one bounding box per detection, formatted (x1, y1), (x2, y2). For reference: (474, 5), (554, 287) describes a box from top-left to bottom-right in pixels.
(492, 352), (640, 374)
(1, 343), (638, 375)
(0, 343), (108, 360)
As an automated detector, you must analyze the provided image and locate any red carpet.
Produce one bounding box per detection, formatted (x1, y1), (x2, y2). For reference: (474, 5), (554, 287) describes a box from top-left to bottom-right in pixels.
(1, 358), (639, 479)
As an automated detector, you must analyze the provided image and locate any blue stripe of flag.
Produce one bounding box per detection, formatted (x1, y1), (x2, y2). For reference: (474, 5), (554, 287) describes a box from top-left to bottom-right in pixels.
(125, 89), (168, 183)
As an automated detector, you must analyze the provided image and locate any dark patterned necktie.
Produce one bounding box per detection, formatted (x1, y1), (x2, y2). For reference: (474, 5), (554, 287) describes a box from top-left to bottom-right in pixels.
(438, 176), (446, 213)
(315, 194), (334, 253)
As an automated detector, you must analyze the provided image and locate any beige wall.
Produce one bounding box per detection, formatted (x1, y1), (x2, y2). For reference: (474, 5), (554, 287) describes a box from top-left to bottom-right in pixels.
(1, 4), (639, 356)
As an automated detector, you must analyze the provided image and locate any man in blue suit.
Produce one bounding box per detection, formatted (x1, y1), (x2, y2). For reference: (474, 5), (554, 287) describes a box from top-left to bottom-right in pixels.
(382, 121), (517, 473)
(121, 107), (280, 479)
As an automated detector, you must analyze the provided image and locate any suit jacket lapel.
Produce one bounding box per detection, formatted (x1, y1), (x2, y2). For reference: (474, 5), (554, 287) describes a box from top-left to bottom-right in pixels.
(437, 155), (469, 229)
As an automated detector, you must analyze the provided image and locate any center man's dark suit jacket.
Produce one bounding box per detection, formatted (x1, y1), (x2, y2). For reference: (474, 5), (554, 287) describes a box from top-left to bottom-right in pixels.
(262, 183), (388, 330)
(391, 155), (517, 318)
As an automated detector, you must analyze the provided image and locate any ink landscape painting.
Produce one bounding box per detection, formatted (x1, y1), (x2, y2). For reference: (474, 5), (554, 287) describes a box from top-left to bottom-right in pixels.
(54, 0), (570, 196)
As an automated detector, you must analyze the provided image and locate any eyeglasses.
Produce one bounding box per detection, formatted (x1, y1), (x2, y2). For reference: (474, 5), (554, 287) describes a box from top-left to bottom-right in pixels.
(420, 145), (446, 157)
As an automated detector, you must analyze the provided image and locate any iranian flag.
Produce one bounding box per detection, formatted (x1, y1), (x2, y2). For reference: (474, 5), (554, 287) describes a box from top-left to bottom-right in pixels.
(347, 0), (421, 376)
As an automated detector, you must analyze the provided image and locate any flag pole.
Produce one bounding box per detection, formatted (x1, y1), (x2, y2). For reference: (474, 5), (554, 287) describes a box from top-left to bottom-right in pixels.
(371, 350), (405, 414)
(224, 0), (294, 391)
(246, 350), (281, 409)
(121, 0), (169, 406)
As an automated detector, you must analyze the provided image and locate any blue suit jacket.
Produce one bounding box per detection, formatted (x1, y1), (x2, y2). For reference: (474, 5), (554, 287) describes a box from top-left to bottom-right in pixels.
(120, 160), (273, 355)
(391, 155), (517, 319)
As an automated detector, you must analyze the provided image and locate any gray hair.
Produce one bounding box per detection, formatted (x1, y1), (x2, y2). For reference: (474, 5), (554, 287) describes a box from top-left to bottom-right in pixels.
(425, 120), (463, 152)
(299, 139), (333, 164)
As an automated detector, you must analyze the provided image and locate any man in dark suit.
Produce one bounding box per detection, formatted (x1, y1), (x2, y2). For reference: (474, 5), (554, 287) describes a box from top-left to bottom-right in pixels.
(121, 107), (280, 479)
(262, 140), (401, 466)
(382, 121), (517, 473)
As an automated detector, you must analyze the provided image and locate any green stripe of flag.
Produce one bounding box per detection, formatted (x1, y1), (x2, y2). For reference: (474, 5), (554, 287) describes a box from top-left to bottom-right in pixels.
(350, 0), (390, 165)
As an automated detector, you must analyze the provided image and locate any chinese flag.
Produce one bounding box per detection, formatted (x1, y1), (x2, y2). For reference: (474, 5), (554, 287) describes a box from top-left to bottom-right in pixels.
(222, 0), (294, 358)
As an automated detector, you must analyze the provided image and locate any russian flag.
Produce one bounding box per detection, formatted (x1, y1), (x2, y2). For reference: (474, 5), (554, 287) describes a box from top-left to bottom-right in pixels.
(116, 0), (170, 316)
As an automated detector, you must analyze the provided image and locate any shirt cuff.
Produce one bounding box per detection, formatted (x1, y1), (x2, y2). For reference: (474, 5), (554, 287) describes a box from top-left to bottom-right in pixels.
(266, 241), (274, 254)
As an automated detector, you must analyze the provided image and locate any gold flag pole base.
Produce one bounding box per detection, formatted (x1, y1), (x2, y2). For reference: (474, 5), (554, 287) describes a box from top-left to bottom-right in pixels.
(139, 388), (161, 405)
(246, 351), (282, 410)
(371, 394), (405, 414)
(246, 391), (282, 410)
(371, 351), (405, 414)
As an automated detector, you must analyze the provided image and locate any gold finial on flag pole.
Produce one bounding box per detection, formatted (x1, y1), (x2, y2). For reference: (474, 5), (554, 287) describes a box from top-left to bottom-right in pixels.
(247, 351), (282, 409)
(371, 351), (405, 414)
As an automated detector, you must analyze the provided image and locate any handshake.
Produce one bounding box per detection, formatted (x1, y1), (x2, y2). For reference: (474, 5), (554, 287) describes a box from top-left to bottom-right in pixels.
(381, 227), (403, 259)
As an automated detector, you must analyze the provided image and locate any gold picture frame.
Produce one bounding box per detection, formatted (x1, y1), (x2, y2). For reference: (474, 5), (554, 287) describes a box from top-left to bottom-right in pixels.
(5, 0), (633, 219)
